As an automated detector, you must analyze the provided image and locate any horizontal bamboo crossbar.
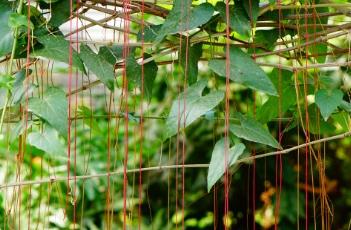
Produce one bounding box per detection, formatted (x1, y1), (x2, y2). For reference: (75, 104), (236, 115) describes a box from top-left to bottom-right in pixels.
(1, 131), (350, 189)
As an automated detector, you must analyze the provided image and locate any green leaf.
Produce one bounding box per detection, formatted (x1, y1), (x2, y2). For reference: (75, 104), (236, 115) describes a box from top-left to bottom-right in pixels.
(77, 105), (101, 133)
(155, 2), (214, 44)
(98, 45), (123, 65)
(255, 29), (279, 51)
(243, 0), (259, 22)
(40, 0), (60, 3)
(165, 80), (224, 138)
(0, 74), (14, 90)
(28, 126), (66, 156)
(8, 13), (34, 29)
(126, 54), (158, 101)
(32, 35), (85, 72)
(315, 89), (343, 121)
(300, 104), (336, 135)
(216, 2), (251, 36)
(80, 44), (115, 90)
(230, 114), (281, 149)
(10, 120), (33, 142)
(207, 139), (245, 192)
(137, 24), (162, 42)
(126, 56), (142, 85)
(332, 111), (350, 132)
(0, 89), (6, 109)
(208, 46), (277, 95)
(0, 2), (13, 57)
(28, 87), (68, 137)
(180, 42), (202, 85)
(310, 44), (328, 64)
(340, 100), (351, 113)
(49, 0), (73, 27)
(257, 88), (296, 123)
(301, 7), (329, 63)
(257, 69), (296, 123)
(11, 69), (36, 105)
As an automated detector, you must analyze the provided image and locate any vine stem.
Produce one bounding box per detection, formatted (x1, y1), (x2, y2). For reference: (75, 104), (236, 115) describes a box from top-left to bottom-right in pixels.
(259, 3), (351, 16)
(1, 130), (350, 189)
(0, 94), (10, 133)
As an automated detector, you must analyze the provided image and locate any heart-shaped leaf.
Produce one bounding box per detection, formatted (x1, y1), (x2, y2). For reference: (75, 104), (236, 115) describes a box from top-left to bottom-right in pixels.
(207, 139), (245, 192)
(28, 87), (68, 137)
(28, 126), (66, 156)
(315, 89), (343, 121)
(165, 80), (224, 138)
(230, 114), (281, 149)
(32, 35), (85, 72)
